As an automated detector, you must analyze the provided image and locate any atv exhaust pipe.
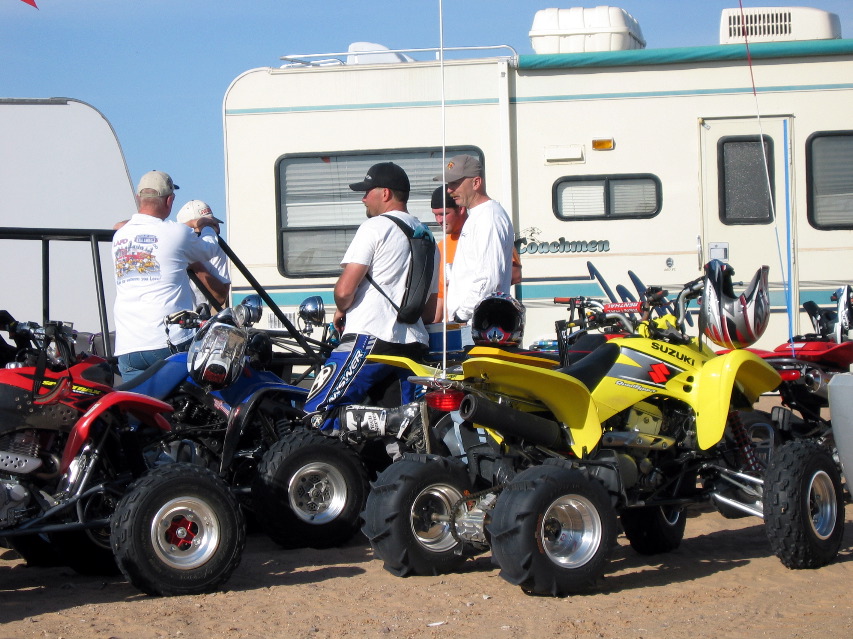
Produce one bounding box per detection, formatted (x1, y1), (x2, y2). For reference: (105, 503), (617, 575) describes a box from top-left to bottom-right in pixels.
(458, 395), (563, 449)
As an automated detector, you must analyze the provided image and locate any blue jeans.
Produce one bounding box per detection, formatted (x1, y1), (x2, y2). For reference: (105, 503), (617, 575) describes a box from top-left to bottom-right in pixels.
(117, 340), (191, 383)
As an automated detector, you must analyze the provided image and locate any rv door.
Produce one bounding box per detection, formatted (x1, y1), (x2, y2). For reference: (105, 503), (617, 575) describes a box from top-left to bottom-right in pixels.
(699, 116), (795, 328)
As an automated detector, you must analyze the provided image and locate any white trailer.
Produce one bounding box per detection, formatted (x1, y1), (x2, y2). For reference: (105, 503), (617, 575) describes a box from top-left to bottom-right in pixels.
(0, 98), (136, 335)
(223, 6), (853, 349)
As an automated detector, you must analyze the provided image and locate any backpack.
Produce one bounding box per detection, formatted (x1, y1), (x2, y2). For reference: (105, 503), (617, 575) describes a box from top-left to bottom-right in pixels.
(365, 214), (436, 324)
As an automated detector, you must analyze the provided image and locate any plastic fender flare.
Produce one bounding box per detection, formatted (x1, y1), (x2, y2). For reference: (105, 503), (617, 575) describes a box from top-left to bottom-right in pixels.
(60, 391), (173, 473)
(466, 346), (558, 369)
(461, 357), (599, 457)
(365, 354), (444, 378)
(221, 383), (307, 473)
(694, 349), (781, 450)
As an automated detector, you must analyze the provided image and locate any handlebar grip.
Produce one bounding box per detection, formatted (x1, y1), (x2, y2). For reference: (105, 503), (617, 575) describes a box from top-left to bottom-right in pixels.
(165, 310), (199, 325)
(685, 277), (704, 292)
(553, 297), (573, 304)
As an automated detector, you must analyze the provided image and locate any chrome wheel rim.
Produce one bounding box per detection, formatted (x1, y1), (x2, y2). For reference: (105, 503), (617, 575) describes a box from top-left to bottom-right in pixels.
(151, 497), (220, 570)
(409, 483), (464, 553)
(540, 495), (602, 568)
(288, 461), (348, 525)
(807, 469), (837, 540)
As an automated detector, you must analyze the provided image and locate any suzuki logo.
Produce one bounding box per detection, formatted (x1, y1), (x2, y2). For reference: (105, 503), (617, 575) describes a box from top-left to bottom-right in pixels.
(649, 363), (671, 385)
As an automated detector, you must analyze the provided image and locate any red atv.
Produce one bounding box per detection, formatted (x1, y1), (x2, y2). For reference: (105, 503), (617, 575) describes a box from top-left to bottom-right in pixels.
(0, 311), (245, 596)
(742, 286), (853, 447)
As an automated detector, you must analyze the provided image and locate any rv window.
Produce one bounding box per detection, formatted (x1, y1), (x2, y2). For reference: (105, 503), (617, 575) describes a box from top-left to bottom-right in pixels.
(552, 175), (660, 221)
(276, 147), (481, 277)
(807, 132), (853, 230)
(717, 136), (774, 225)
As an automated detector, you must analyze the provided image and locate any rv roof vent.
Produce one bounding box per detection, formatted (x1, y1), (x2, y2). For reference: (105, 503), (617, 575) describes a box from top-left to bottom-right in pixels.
(346, 42), (415, 65)
(529, 6), (645, 54)
(720, 7), (841, 44)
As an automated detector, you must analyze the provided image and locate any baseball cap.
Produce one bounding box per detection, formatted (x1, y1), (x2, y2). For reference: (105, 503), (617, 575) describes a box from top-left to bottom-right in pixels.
(177, 200), (224, 224)
(349, 162), (410, 192)
(433, 155), (482, 182)
(430, 185), (459, 210)
(137, 170), (179, 197)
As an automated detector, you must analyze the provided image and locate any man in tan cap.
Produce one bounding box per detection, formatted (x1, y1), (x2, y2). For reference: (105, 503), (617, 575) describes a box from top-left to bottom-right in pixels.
(434, 155), (514, 325)
(112, 171), (229, 382)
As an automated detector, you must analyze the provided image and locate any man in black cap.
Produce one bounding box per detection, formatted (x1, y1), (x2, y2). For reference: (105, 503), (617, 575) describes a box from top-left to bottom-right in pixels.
(303, 162), (439, 436)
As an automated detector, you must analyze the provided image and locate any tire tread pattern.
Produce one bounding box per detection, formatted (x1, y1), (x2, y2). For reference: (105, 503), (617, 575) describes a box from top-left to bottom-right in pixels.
(763, 440), (844, 569)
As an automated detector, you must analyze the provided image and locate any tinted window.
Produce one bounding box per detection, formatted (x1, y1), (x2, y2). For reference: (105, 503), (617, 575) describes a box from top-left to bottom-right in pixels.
(807, 132), (853, 230)
(553, 175), (661, 221)
(276, 147), (481, 277)
(718, 136), (774, 225)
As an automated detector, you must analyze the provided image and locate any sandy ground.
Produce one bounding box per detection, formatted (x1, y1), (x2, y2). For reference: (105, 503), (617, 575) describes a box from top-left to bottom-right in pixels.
(3, 395), (852, 639)
(1, 504), (852, 639)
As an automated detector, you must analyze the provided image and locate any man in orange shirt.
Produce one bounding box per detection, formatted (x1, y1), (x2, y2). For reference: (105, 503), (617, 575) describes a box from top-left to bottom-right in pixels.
(430, 186), (468, 323)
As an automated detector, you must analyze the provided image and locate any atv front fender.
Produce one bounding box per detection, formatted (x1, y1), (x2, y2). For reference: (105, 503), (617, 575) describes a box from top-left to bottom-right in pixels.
(61, 391), (173, 473)
(694, 349), (781, 450)
(828, 374), (853, 485)
(221, 383), (306, 474)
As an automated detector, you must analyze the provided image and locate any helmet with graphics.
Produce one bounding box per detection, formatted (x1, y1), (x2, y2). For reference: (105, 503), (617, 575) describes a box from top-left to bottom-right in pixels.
(187, 314), (248, 389)
(471, 293), (526, 347)
(700, 259), (770, 349)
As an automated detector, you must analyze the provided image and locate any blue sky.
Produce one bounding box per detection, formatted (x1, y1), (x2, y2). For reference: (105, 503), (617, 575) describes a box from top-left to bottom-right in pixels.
(2, 0), (852, 230)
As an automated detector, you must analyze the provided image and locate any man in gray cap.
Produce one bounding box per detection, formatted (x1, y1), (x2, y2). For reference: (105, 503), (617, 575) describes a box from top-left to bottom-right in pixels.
(303, 161), (439, 436)
(434, 155), (514, 324)
(112, 170), (229, 382)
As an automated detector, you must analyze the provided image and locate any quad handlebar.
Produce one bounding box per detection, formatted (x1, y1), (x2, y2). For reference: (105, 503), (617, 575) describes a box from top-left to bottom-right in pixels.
(554, 276), (705, 345)
(0, 311), (78, 371)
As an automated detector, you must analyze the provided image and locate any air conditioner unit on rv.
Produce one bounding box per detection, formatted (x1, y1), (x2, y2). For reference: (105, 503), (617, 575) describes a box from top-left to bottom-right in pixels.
(720, 6), (841, 44)
(529, 6), (645, 54)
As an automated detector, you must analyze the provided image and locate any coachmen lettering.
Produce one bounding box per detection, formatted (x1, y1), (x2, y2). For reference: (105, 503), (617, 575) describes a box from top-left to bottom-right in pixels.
(516, 237), (610, 255)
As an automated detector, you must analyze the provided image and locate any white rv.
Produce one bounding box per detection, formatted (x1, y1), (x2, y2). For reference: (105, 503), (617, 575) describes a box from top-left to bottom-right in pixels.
(223, 6), (853, 349)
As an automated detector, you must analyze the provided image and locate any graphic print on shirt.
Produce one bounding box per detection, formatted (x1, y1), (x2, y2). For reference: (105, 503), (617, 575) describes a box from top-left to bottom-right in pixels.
(113, 234), (161, 282)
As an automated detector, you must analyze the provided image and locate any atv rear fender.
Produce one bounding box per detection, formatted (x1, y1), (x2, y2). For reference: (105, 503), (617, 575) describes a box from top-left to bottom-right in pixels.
(459, 357), (599, 457)
(366, 354), (444, 379)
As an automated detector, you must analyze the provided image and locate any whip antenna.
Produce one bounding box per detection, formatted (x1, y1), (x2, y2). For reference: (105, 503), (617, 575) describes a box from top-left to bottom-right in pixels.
(736, 0), (794, 347)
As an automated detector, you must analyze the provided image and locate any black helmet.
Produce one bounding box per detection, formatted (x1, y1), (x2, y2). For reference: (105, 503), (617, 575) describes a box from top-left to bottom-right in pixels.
(471, 293), (526, 346)
(700, 260), (770, 349)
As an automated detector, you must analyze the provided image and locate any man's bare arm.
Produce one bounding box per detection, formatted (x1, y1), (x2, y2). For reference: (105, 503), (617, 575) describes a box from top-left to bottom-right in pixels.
(190, 261), (230, 306)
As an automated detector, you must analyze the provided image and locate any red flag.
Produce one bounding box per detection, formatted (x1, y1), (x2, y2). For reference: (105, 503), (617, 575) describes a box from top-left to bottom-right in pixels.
(20, 0), (39, 8)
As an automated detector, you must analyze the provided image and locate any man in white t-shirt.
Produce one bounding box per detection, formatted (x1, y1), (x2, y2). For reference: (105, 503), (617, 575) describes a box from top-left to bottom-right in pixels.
(112, 171), (229, 382)
(304, 162), (438, 435)
(176, 199), (231, 309)
(435, 155), (514, 324)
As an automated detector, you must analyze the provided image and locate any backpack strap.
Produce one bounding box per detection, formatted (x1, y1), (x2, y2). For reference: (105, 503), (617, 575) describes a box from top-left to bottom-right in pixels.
(365, 272), (401, 314)
(364, 214), (413, 314)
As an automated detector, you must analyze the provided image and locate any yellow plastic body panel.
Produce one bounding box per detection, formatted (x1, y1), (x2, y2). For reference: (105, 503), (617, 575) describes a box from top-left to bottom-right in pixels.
(365, 354), (444, 378)
(461, 357), (601, 457)
(466, 346), (559, 369)
(693, 349), (781, 449)
(370, 340), (780, 456)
